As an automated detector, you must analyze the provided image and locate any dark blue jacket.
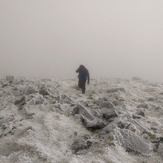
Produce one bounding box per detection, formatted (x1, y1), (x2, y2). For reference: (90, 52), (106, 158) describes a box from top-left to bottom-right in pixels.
(76, 68), (90, 81)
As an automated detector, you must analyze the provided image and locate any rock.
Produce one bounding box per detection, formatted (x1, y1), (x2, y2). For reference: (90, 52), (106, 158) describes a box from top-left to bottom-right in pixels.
(39, 85), (58, 98)
(94, 98), (115, 109)
(71, 105), (94, 120)
(101, 101), (115, 109)
(132, 114), (141, 119)
(91, 110), (102, 118)
(24, 86), (37, 95)
(137, 103), (148, 109)
(125, 116), (146, 135)
(34, 94), (44, 105)
(72, 105), (105, 130)
(157, 143), (163, 158)
(71, 139), (92, 153)
(159, 137), (163, 142)
(106, 88), (125, 93)
(12, 90), (23, 97)
(28, 94), (44, 105)
(82, 116), (105, 130)
(136, 110), (145, 117)
(99, 119), (124, 138)
(60, 94), (74, 104)
(14, 95), (26, 106)
(115, 129), (152, 154)
(99, 124), (117, 139)
(101, 108), (117, 120)
(39, 85), (49, 96)
(147, 97), (156, 101)
(6, 76), (14, 83)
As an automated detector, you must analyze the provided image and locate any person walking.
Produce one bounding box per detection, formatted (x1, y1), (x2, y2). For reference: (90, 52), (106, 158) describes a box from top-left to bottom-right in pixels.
(76, 65), (90, 94)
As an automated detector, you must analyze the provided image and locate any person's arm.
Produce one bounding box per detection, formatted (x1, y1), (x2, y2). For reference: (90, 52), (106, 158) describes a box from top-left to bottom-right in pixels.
(76, 68), (80, 73)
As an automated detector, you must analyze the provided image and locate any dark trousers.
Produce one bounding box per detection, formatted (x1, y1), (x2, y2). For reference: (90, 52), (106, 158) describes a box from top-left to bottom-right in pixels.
(78, 80), (86, 94)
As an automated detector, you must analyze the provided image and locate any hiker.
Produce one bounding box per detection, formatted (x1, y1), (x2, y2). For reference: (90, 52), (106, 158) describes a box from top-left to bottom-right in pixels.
(76, 65), (90, 94)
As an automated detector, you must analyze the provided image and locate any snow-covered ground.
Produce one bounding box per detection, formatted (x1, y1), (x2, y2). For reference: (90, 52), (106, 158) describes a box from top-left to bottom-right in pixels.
(0, 76), (163, 163)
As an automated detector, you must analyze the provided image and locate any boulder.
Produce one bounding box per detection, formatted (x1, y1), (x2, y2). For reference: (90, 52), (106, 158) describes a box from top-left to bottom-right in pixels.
(39, 85), (58, 98)
(115, 129), (152, 154)
(94, 98), (115, 109)
(101, 108), (117, 120)
(71, 105), (94, 120)
(99, 119), (126, 138)
(39, 85), (49, 96)
(101, 101), (115, 109)
(99, 122), (117, 138)
(72, 105), (105, 130)
(127, 117), (146, 135)
(82, 116), (105, 130)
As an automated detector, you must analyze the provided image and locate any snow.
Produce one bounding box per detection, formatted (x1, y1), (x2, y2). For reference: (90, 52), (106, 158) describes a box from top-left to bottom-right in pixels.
(0, 76), (162, 163)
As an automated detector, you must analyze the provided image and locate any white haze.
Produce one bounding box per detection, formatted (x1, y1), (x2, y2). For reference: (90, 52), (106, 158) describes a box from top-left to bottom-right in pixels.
(0, 0), (163, 82)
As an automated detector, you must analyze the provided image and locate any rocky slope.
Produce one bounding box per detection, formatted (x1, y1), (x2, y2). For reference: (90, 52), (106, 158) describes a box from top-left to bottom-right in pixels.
(0, 76), (163, 163)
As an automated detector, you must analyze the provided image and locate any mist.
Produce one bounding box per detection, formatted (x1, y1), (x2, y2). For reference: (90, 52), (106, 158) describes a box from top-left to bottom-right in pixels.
(0, 0), (163, 82)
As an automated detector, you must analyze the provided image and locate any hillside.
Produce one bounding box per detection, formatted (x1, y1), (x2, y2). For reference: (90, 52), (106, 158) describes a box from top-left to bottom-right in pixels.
(0, 76), (163, 163)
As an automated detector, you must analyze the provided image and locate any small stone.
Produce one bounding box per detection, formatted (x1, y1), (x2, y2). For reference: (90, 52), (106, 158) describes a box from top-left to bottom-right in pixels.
(136, 111), (145, 117)
(71, 139), (92, 153)
(107, 88), (125, 93)
(132, 114), (141, 119)
(14, 95), (26, 106)
(137, 103), (148, 109)
(24, 86), (37, 95)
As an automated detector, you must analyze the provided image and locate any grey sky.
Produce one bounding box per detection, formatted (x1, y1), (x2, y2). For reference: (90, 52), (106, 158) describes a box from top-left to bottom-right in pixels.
(0, 0), (163, 81)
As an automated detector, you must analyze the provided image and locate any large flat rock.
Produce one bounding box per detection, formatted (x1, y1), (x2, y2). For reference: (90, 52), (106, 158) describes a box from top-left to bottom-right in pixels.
(115, 129), (152, 155)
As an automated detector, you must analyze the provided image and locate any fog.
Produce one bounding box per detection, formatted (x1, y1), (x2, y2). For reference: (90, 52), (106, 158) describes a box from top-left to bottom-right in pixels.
(0, 0), (163, 82)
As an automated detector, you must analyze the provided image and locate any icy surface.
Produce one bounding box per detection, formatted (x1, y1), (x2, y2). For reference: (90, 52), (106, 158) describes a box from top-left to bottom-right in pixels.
(0, 76), (163, 163)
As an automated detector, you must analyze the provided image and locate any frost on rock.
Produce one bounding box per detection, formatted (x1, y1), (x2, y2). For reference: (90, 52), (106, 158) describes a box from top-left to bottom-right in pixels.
(72, 105), (105, 130)
(24, 86), (37, 95)
(157, 143), (163, 158)
(0, 76), (163, 163)
(71, 139), (92, 154)
(101, 107), (117, 120)
(115, 129), (152, 154)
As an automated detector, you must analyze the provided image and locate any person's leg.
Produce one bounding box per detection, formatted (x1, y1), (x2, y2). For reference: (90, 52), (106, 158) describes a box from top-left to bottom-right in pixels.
(81, 80), (86, 94)
(78, 80), (82, 89)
